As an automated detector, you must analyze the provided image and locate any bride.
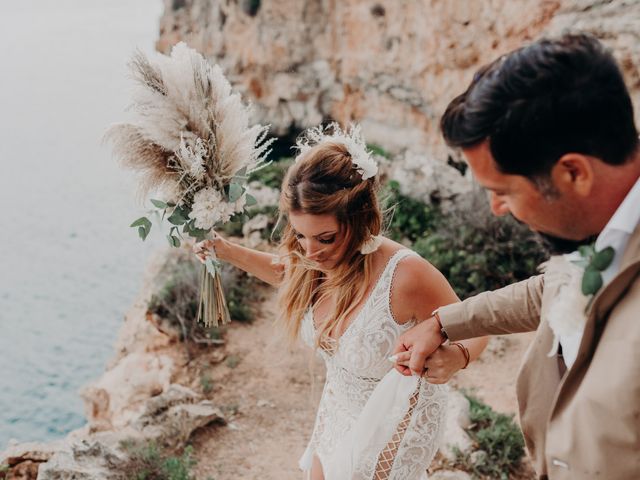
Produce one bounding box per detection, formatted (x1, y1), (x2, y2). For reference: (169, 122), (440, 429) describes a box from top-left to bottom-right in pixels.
(194, 124), (487, 479)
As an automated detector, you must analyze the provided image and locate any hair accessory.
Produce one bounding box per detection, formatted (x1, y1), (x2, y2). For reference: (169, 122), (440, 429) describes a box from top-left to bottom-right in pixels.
(359, 234), (383, 255)
(295, 122), (378, 181)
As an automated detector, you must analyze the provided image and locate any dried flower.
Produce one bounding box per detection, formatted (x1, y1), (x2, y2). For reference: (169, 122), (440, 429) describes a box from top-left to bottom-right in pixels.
(296, 123), (378, 181)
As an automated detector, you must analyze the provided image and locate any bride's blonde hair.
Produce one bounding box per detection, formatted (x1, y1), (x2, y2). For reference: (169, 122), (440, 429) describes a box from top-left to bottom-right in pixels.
(276, 142), (382, 348)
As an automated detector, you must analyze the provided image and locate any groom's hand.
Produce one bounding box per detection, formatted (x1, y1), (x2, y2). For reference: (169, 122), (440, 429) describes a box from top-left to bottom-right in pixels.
(392, 315), (446, 376)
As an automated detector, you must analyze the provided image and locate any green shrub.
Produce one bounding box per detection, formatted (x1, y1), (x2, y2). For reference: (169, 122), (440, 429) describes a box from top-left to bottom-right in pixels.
(118, 441), (196, 480)
(216, 216), (246, 237)
(147, 250), (261, 343)
(200, 371), (214, 394)
(382, 180), (442, 243)
(454, 392), (526, 479)
(367, 143), (391, 159)
(225, 354), (241, 369)
(411, 191), (547, 299)
(248, 158), (293, 189)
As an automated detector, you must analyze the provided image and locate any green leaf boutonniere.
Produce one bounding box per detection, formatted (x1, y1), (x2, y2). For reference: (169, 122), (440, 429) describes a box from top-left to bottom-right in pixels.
(573, 244), (616, 296)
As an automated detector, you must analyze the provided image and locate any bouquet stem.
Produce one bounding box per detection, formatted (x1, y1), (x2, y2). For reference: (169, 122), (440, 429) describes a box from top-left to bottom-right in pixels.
(197, 256), (230, 327)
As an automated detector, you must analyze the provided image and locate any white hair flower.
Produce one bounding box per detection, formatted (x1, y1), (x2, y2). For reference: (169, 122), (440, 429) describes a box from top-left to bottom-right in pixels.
(295, 123), (378, 180)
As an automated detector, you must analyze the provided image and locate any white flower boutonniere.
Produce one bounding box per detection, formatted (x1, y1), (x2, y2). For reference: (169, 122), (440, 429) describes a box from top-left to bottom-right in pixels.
(542, 244), (615, 357)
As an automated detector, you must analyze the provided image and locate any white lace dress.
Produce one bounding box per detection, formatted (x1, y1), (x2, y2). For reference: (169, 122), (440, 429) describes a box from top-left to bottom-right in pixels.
(299, 249), (448, 480)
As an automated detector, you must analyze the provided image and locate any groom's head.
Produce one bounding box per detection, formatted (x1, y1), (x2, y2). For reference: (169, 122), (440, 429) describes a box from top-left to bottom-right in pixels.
(441, 33), (639, 245)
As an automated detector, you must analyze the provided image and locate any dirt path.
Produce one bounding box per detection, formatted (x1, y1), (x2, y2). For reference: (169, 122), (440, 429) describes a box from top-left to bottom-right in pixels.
(190, 290), (534, 479)
(190, 292), (323, 480)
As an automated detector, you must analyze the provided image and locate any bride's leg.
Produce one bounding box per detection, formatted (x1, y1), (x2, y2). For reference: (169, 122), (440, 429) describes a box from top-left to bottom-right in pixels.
(310, 455), (325, 480)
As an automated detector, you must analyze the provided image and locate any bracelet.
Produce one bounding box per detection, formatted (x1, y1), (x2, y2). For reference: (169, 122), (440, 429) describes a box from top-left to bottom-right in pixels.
(450, 342), (470, 369)
(432, 310), (448, 343)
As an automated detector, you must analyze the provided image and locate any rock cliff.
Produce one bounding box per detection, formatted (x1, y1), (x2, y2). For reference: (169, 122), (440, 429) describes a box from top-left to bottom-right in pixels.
(157, 0), (640, 161)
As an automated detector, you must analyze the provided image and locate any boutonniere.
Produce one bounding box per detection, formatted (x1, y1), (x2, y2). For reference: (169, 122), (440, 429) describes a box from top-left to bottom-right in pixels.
(572, 244), (616, 298)
(542, 243), (615, 357)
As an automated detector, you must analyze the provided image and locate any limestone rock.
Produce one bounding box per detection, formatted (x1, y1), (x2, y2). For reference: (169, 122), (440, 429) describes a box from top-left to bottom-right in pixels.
(0, 441), (63, 480)
(131, 384), (225, 449)
(81, 353), (174, 431)
(388, 150), (472, 205)
(36, 434), (127, 480)
(2, 386), (223, 480)
(157, 0), (640, 198)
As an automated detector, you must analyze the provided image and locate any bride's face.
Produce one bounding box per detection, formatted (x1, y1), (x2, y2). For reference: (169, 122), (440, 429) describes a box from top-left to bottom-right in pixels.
(288, 211), (349, 269)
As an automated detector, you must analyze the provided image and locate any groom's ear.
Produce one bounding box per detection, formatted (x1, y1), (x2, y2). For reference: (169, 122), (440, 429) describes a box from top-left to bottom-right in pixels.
(551, 153), (594, 197)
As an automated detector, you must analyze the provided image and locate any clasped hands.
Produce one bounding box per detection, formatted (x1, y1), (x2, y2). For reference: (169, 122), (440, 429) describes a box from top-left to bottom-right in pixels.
(391, 316), (464, 384)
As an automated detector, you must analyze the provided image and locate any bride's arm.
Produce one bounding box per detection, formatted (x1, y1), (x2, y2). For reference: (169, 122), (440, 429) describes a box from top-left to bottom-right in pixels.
(390, 255), (489, 380)
(194, 235), (284, 287)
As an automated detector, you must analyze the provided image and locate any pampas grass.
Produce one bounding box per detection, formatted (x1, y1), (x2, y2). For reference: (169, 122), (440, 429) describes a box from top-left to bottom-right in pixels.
(106, 42), (274, 326)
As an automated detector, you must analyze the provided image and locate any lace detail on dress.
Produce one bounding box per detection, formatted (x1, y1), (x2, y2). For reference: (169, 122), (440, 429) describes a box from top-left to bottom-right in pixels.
(299, 249), (448, 479)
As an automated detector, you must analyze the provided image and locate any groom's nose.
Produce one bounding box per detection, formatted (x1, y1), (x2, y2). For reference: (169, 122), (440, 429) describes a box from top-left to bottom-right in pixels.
(489, 193), (510, 216)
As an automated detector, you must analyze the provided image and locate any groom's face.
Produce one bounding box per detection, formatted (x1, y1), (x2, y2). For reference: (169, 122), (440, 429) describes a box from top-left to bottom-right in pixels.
(463, 141), (587, 242)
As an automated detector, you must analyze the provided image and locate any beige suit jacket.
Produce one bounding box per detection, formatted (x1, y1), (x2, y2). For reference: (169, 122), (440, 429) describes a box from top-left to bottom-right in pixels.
(439, 225), (640, 479)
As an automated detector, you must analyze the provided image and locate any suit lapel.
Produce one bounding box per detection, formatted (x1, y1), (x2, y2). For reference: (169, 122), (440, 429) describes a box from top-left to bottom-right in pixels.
(551, 225), (640, 414)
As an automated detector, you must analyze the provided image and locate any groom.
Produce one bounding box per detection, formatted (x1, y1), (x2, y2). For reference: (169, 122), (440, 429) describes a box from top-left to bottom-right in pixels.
(394, 33), (640, 479)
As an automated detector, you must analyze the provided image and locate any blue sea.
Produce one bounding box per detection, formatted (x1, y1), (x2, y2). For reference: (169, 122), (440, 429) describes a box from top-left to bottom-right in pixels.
(0, 0), (166, 448)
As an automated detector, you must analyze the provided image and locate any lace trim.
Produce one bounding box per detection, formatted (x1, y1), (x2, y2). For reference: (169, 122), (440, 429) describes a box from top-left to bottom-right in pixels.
(385, 250), (419, 326)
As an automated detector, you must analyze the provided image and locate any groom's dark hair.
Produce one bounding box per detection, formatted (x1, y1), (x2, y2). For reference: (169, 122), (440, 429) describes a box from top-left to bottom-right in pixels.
(440, 33), (639, 181)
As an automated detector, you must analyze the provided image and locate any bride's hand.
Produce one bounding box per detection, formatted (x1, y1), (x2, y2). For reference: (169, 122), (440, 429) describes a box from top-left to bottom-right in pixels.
(192, 233), (230, 263)
(391, 344), (467, 384)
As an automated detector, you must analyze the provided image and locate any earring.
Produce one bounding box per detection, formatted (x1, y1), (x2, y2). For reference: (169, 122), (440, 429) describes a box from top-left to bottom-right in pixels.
(359, 234), (383, 255)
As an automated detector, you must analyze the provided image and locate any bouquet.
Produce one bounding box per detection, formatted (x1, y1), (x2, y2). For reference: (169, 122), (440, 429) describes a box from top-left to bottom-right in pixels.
(106, 42), (273, 326)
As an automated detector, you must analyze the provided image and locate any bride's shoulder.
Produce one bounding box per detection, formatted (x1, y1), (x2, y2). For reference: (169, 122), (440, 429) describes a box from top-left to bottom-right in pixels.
(381, 241), (458, 324)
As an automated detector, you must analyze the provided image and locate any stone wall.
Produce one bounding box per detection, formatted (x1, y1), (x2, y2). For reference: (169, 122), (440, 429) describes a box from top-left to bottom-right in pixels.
(157, 0), (640, 161)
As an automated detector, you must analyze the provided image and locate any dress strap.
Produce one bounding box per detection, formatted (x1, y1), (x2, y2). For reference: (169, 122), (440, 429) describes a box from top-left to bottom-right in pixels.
(382, 249), (418, 293)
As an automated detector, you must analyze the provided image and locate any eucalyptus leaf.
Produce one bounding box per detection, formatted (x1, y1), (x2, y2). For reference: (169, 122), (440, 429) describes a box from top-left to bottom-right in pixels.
(228, 182), (243, 202)
(245, 193), (257, 207)
(205, 257), (219, 278)
(167, 235), (181, 247)
(150, 198), (168, 209)
(167, 205), (190, 225)
(581, 267), (603, 296)
(591, 246), (615, 271)
(191, 229), (209, 241)
(183, 221), (209, 240)
(138, 225), (149, 241)
(130, 217), (152, 229)
(233, 166), (248, 182)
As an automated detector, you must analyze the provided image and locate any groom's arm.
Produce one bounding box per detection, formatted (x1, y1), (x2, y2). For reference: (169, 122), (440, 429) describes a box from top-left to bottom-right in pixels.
(440, 274), (544, 341)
